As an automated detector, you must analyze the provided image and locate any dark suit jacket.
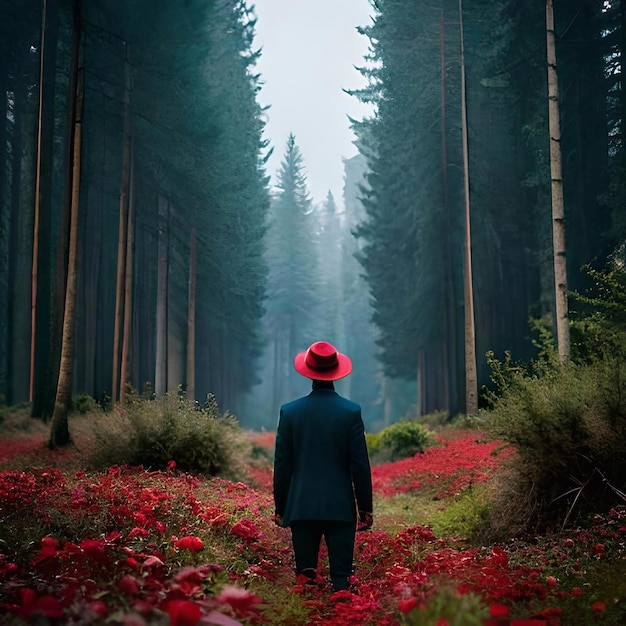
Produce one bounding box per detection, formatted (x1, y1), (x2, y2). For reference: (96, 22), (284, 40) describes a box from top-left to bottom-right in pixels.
(273, 387), (373, 527)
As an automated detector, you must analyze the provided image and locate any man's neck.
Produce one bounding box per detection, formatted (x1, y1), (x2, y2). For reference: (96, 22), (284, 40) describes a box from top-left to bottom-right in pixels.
(312, 380), (335, 390)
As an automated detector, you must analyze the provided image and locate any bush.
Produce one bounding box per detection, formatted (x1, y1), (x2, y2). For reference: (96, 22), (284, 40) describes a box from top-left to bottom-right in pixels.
(365, 431), (383, 458)
(485, 358), (626, 537)
(87, 393), (252, 480)
(70, 393), (99, 415)
(433, 484), (493, 542)
(378, 420), (434, 461)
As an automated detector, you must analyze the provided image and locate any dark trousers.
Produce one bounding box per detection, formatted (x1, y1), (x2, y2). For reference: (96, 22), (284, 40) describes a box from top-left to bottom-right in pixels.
(290, 520), (356, 591)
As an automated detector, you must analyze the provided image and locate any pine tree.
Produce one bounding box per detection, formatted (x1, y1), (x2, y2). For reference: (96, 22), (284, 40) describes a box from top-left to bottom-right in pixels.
(261, 134), (319, 414)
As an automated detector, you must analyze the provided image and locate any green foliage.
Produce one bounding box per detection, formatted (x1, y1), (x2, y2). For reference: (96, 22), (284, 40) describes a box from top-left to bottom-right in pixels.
(402, 589), (489, 625)
(0, 402), (30, 423)
(414, 411), (450, 429)
(365, 431), (383, 458)
(486, 359), (626, 536)
(377, 420), (434, 461)
(482, 264), (626, 537)
(481, 314), (561, 409)
(570, 264), (626, 363)
(433, 484), (493, 542)
(88, 394), (252, 480)
(70, 394), (99, 415)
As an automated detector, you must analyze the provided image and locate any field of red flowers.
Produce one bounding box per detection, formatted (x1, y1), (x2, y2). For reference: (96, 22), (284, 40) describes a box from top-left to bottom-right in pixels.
(0, 428), (625, 625)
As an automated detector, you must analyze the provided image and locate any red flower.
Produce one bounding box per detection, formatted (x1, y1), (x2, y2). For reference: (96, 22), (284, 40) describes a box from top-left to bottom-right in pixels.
(143, 555), (165, 568)
(161, 599), (201, 626)
(457, 583), (471, 595)
(571, 587), (583, 597)
(489, 604), (509, 616)
(591, 601), (606, 612)
(397, 597), (419, 614)
(117, 574), (141, 595)
(18, 588), (63, 619)
(436, 619), (449, 626)
(593, 543), (604, 556)
(215, 585), (263, 618)
(175, 536), (205, 552)
(231, 518), (261, 542)
(545, 575), (558, 588)
(540, 607), (563, 617)
(31, 536), (60, 566)
(88, 600), (108, 617)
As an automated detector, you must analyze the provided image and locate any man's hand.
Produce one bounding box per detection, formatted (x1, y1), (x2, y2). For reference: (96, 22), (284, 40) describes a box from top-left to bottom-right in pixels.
(357, 511), (373, 531)
(273, 513), (283, 527)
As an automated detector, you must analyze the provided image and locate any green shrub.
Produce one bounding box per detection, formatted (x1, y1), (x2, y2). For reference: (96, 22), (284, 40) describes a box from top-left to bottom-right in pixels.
(485, 358), (626, 537)
(414, 411), (450, 429)
(365, 431), (382, 458)
(378, 420), (434, 460)
(71, 393), (99, 415)
(432, 484), (492, 542)
(87, 393), (252, 480)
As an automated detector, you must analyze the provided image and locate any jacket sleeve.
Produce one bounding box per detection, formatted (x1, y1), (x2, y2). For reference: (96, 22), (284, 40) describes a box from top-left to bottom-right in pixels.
(273, 407), (293, 517)
(350, 409), (373, 514)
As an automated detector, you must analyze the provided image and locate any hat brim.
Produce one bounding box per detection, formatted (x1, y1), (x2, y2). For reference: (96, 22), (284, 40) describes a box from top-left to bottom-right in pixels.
(293, 351), (353, 381)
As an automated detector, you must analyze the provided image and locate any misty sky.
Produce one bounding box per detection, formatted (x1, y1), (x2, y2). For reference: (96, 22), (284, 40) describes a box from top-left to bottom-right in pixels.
(251, 0), (375, 207)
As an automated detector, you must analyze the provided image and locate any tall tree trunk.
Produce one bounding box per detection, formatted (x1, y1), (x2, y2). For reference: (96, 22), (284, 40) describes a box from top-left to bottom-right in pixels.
(186, 227), (196, 401)
(112, 46), (132, 404)
(120, 139), (135, 405)
(49, 63), (83, 448)
(417, 350), (426, 417)
(382, 375), (391, 427)
(155, 195), (169, 396)
(546, 0), (570, 363)
(31, 0), (59, 418)
(8, 71), (36, 405)
(459, 0), (478, 415)
(6, 80), (28, 406)
(440, 12), (452, 416)
(0, 71), (7, 391)
(30, 0), (47, 407)
(50, 0), (79, 414)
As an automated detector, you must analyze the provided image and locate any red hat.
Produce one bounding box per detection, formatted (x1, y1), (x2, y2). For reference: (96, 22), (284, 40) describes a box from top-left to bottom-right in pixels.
(294, 341), (352, 381)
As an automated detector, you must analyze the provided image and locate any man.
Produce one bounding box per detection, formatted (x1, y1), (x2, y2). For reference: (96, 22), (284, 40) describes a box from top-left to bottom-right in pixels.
(273, 340), (373, 592)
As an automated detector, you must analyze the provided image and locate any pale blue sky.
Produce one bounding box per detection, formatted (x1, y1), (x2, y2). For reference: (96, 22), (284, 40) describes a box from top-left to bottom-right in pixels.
(251, 0), (375, 207)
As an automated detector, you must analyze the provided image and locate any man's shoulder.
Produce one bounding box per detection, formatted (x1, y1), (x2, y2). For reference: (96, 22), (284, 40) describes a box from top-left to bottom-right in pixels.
(332, 393), (360, 410)
(280, 395), (308, 413)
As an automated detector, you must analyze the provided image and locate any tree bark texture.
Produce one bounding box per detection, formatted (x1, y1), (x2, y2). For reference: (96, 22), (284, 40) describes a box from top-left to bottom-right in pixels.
(155, 195), (169, 396)
(120, 139), (135, 405)
(459, 0), (478, 414)
(50, 65), (83, 448)
(546, 0), (570, 363)
(112, 48), (132, 404)
(186, 228), (196, 401)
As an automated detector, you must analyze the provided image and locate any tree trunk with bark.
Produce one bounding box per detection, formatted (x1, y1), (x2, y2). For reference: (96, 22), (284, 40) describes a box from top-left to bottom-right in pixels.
(112, 47), (132, 404)
(155, 195), (169, 396)
(30, 0), (59, 419)
(546, 0), (570, 363)
(459, 0), (478, 415)
(120, 140), (135, 405)
(49, 63), (83, 448)
(186, 228), (196, 401)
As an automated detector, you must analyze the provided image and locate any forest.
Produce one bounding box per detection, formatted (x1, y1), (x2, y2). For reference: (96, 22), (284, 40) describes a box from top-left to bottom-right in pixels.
(0, 0), (625, 435)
